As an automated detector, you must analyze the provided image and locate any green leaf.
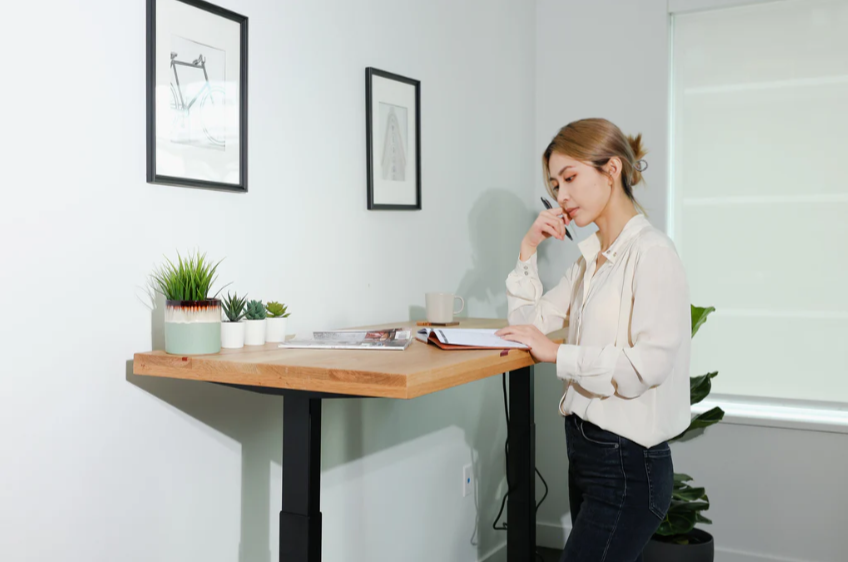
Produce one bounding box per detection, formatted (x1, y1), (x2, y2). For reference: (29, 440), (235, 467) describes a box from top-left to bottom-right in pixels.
(691, 305), (715, 338)
(668, 499), (710, 513)
(690, 372), (718, 405)
(674, 473), (693, 484)
(246, 299), (267, 320)
(266, 301), (287, 318)
(223, 292), (249, 322)
(149, 250), (226, 301)
(655, 510), (695, 536)
(696, 513), (713, 525)
(673, 486), (706, 502)
(673, 407), (725, 441)
(689, 407), (725, 431)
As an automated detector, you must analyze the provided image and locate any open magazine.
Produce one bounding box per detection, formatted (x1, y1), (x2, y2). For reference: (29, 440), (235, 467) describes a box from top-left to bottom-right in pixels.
(279, 328), (414, 351)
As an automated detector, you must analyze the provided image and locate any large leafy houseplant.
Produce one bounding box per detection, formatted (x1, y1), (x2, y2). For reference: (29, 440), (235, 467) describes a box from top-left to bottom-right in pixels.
(653, 305), (724, 545)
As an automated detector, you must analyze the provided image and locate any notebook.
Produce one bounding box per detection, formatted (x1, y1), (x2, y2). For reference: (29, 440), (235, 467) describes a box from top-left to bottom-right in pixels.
(416, 328), (529, 350)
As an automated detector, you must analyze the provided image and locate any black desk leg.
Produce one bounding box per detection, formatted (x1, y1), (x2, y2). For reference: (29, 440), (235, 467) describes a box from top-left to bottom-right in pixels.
(281, 394), (323, 561)
(507, 366), (536, 561)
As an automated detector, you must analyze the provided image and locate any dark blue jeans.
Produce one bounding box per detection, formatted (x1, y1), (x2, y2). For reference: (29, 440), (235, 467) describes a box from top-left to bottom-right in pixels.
(560, 414), (674, 562)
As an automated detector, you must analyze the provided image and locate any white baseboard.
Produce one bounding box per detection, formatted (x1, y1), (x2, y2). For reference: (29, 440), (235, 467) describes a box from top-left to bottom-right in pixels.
(478, 542), (505, 562)
(534, 523), (818, 562)
(536, 521), (570, 549)
(714, 546), (816, 562)
(476, 524), (568, 562)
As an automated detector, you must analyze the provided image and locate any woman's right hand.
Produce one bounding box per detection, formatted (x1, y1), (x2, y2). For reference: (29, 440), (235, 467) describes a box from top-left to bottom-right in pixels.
(521, 208), (570, 257)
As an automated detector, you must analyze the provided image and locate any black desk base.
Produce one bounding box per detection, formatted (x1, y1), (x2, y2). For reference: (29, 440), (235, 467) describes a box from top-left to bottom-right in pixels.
(219, 365), (536, 561)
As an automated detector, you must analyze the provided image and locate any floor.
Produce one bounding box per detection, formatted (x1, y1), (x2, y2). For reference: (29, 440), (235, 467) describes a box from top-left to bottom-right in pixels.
(536, 547), (562, 562)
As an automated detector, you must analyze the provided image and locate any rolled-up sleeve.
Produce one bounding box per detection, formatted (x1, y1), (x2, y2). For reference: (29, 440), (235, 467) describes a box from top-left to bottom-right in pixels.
(555, 246), (689, 398)
(506, 252), (575, 335)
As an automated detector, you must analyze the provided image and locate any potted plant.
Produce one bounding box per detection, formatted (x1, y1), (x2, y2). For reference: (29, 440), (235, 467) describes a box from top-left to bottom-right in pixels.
(150, 250), (228, 355)
(265, 301), (291, 343)
(221, 292), (248, 349)
(643, 305), (725, 562)
(244, 299), (267, 345)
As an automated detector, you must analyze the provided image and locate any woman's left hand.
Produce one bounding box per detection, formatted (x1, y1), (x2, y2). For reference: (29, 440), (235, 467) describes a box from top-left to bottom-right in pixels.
(495, 324), (559, 363)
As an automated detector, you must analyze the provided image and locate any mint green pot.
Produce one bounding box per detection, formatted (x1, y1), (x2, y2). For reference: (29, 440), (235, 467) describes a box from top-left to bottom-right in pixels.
(164, 299), (222, 355)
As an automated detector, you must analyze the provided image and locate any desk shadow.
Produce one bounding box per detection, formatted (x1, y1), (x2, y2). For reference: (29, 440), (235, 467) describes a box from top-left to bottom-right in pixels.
(132, 296), (511, 562)
(130, 293), (281, 562)
(126, 364), (281, 562)
(129, 190), (570, 561)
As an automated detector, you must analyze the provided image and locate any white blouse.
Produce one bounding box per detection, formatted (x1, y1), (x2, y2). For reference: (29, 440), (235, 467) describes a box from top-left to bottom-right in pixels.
(506, 214), (691, 448)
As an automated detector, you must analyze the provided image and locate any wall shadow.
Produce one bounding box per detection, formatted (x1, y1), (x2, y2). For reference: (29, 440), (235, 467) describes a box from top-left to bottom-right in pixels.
(128, 189), (561, 561)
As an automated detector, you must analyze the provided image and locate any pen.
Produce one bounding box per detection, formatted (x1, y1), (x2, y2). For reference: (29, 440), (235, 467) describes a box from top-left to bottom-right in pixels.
(540, 197), (574, 241)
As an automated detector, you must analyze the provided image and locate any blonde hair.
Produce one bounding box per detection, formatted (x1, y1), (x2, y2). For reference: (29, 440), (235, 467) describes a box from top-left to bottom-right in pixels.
(542, 118), (648, 213)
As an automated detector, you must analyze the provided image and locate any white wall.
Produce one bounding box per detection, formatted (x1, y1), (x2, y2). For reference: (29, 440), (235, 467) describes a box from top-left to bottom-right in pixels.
(6, 2), (841, 561)
(0, 1), (537, 561)
(533, 2), (848, 562)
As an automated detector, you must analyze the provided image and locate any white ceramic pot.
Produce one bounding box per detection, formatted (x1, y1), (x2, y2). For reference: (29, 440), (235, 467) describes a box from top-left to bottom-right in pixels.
(221, 321), (245, 349)
(266, 317), (287, 343)
(244, 319), (267, 346)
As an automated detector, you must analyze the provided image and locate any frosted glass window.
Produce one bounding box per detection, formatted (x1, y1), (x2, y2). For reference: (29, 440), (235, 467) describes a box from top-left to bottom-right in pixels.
(670, 0), (848, 403)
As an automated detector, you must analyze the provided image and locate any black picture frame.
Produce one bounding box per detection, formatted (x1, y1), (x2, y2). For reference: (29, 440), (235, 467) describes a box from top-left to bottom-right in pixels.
(365, 67), (421, 210)
(146, 0), (248, 193)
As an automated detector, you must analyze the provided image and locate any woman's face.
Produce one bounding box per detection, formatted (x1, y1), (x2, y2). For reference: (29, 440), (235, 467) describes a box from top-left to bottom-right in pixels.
(548, 152), (613, 228)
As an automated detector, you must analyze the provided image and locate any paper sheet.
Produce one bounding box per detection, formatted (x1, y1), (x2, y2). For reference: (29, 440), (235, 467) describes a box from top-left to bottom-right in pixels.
(417, 328), (529, 349)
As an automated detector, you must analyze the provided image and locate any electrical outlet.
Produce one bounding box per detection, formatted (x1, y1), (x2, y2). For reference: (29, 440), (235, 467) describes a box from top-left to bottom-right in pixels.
(463, 464), (473, 497)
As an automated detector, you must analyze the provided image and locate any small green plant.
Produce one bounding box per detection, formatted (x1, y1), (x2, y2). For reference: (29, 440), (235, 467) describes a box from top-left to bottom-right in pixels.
(266, 301), (291, 318)
(151, 250), (228, 301)
(245, 300), (267, 320)
(653, 305), (725, 545)
(222, 292), (248, 322)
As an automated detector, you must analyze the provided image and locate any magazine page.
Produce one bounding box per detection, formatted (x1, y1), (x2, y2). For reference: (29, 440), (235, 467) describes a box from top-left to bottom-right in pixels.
(280, 328), (413, 351)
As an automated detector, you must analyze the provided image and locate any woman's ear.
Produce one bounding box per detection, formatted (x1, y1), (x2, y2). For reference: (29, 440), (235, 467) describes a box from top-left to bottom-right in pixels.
(606, 157), (623, 180)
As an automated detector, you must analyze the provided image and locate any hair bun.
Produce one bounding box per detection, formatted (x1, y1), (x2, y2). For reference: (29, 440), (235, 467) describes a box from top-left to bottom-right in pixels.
(626, 133), (648, 186)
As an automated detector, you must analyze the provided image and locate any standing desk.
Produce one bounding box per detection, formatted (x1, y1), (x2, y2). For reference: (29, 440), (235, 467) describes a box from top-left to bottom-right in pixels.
(134, 318), (560, 561)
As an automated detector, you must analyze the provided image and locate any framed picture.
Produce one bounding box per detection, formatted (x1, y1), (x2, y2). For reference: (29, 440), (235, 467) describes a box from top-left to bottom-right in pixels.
(146, 0), (248, 192)
(365, 68), (421, 210)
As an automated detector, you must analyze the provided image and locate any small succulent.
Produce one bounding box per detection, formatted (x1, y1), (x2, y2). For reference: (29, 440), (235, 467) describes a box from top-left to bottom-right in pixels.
(245, 300), (267, 320)
(222, 292), (248, 322)
(266, 301), (291, 318)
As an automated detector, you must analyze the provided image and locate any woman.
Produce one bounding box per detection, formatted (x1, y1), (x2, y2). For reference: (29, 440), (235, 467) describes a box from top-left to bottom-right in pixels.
(495, 118), (691, 562)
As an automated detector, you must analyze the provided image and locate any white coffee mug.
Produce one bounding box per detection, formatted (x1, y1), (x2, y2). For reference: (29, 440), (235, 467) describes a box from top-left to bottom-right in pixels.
(425, 293), (465, 324)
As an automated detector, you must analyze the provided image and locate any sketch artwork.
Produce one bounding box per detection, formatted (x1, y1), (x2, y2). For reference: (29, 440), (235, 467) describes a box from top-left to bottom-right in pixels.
(169, 35), (227, 151)
(380, 103), (408, 182)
